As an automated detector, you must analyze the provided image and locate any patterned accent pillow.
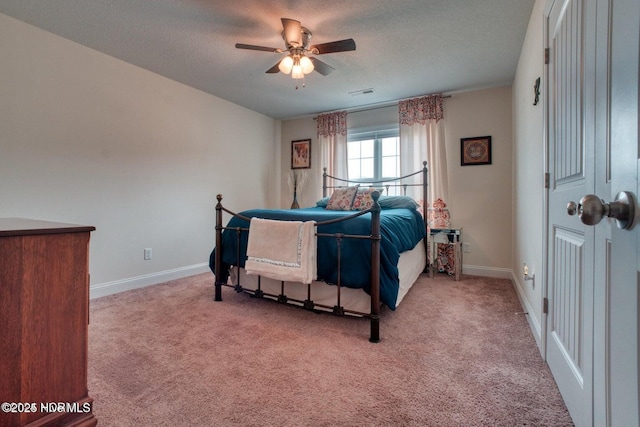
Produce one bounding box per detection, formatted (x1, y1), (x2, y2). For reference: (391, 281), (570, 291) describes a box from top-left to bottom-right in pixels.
(325, 185), (359, 210)
(352, 188), (383, 211)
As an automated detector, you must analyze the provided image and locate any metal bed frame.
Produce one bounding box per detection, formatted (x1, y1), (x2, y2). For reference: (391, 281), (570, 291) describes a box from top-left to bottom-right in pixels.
(213, 161), (428, 343)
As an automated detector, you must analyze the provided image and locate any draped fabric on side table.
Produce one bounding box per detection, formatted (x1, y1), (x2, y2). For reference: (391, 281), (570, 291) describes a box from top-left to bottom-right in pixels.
(398, 94), (455, 276)
(317, 111), (348, 198)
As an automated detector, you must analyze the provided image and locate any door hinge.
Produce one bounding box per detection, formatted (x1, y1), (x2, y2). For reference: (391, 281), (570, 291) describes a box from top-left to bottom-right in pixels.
(544, 48), (550, 64)
(544, 172), (550, 189)
(543, 297), (549, 314)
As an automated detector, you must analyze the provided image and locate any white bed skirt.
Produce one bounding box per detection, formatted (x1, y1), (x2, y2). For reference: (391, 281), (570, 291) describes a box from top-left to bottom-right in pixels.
(229, 239), (427, 315)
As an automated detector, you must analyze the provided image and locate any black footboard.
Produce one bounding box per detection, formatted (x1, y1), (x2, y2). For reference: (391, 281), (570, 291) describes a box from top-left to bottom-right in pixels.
(213, 192), (383, 343)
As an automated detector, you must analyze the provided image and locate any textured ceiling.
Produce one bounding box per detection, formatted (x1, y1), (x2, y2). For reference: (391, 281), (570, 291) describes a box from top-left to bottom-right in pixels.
(0, 0), (535, 120)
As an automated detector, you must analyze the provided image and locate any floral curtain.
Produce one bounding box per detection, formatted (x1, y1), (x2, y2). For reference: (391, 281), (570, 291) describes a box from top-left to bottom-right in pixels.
(399, 94), (449, 210)
(399, 94), (453, 275)
(398, 95), (444, 125)
(317, 111), (348, 196)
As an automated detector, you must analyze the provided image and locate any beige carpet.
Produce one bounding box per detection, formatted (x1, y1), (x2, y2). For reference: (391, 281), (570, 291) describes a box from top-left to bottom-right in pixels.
(88, 273), (573, 426)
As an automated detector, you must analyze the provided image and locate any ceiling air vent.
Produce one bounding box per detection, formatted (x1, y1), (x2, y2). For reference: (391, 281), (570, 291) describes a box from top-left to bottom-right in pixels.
(348, 88), (375, 96)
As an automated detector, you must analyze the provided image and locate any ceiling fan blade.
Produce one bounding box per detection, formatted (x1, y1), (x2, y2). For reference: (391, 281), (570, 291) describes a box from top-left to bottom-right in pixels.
(235, 43), (282, 53)
(310, 57), (335, 76)
(281, 18), (302, 47)
(310, 39), (356, 54)
(265, 62), (281, 74)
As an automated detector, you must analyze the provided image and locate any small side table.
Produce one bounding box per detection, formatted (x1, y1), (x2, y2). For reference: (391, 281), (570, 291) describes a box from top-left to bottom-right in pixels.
(429, 226), (463, 281)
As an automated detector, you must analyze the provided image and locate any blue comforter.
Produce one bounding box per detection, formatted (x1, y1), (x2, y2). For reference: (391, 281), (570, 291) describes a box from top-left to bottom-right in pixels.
(209, 206), (426, 310)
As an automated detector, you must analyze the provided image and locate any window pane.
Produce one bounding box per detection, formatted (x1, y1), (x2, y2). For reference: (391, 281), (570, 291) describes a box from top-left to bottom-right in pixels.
(361, 139), (375, 158)
(348, 159), (360, 180)
(361, 158), (374, 178)
(382, 156), (399, 177)
(347, 141), (360, 159)
(347, 128), (400, 183)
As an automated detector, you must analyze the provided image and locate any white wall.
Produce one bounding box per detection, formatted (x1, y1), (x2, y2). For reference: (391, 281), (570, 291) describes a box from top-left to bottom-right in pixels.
(280, 117), (318, 208)
(0, 13), (279, 297)
(280, 87), (514, 274)
(444, 87), (513, 274)
(511, 0), (546, 348)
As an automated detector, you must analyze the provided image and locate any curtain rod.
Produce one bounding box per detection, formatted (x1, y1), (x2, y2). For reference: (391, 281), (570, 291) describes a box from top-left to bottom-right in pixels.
(312, 94), (452, 119)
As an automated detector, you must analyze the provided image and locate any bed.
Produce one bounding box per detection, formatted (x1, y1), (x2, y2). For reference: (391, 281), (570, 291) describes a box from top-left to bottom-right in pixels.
(209, 162), (429, 342)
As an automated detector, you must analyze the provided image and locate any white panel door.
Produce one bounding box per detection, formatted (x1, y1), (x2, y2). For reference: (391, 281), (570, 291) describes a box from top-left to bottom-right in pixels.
(546, 0), (595, 425)
(546, 0), (639, 425)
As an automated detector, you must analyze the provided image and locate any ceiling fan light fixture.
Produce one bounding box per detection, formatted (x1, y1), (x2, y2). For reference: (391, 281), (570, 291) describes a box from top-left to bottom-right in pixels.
(299, 55), (314, 74)
(235, 17), (356, 85)
(291, 62), (304, 79)
(278, 56), (294, 74)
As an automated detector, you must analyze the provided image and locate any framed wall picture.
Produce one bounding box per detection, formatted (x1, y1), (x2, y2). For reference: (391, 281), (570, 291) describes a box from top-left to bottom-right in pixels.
(291, 139), (311, 169)
(461, 136), (492, 166)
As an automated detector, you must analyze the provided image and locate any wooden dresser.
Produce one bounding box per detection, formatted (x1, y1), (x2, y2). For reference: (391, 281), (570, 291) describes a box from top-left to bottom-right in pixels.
(0, 218), (97, 427)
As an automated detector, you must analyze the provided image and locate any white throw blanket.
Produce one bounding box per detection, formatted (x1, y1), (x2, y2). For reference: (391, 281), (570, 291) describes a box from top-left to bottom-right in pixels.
(245, 217), (317, 284)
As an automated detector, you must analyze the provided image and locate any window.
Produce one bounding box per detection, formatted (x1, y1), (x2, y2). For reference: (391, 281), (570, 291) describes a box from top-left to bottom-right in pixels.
(347, 129), (400, 184)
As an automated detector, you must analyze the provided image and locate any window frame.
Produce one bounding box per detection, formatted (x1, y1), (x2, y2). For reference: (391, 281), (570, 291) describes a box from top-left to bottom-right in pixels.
(347, 128), (400, 184)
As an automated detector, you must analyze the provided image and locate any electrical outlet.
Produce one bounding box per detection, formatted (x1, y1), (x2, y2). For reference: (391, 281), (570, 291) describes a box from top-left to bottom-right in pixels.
(144, 248), (152, 260)
(462, 243), (471, 253)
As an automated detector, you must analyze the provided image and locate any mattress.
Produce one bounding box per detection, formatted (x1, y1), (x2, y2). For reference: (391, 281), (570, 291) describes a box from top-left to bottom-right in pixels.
(229, 238), (426, 315)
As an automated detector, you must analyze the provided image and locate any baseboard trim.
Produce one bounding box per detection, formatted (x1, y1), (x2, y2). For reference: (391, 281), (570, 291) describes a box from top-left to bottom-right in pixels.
(462, 264), (512, 279)
(90, 263), (211, 299)
(509, 270), (543, 352)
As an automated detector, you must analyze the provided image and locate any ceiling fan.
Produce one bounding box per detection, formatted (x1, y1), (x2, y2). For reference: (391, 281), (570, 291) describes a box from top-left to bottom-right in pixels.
(235, 18), (356, 86)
